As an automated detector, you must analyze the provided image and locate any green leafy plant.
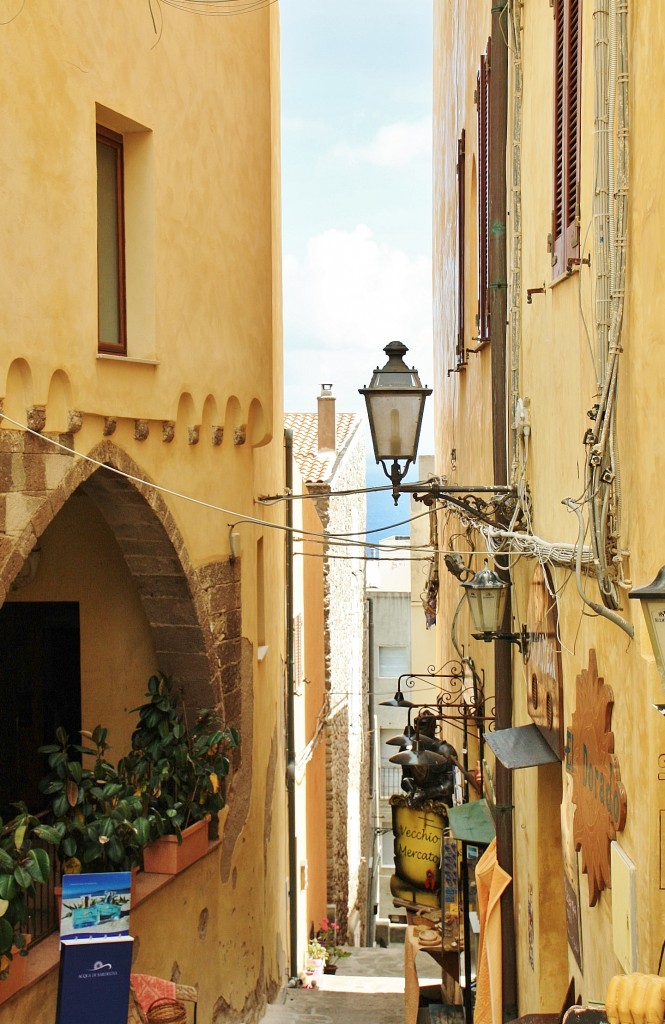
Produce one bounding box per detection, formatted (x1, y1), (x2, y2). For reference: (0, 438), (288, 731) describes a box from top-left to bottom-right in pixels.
(0, 805), (57, 979)
(306, 937), (328, 962)
(119, 673), (239, 844)
(38, 725), (150, 873)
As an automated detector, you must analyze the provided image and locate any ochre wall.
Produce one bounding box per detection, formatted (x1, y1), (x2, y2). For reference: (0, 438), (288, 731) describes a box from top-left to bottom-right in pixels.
(0, 0), (287, 1016)
(433, 0), (665, 1012)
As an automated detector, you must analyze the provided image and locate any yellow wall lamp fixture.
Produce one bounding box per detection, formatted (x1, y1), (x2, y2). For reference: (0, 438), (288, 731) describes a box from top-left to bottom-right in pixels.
(629, 566), (665, 714)
(359, 341), (522, 529)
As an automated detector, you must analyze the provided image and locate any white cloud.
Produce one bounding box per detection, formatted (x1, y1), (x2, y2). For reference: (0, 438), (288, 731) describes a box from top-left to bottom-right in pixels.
(331, 117), (431, 167)
(283, 225), (433, 434)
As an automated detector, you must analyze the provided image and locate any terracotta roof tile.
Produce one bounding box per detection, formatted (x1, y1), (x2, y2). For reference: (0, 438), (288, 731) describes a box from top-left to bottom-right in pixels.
(285, 411), (360, 484)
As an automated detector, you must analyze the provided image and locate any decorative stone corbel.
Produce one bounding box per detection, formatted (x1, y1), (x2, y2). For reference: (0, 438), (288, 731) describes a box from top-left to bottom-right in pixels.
(67, 410), (83, 434)
(233, 424), (246, 446)
(162, 421), (176, 443)
(103, 417), (117, 437)
(27, 406), (46, 433)
(134, 419), (150, 441)
(188, 425), (200, 446)
(211, 425), (224, 446)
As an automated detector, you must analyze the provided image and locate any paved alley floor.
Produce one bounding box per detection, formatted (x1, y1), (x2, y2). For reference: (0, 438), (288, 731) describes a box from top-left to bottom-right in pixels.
(260, 944), (441, 1024)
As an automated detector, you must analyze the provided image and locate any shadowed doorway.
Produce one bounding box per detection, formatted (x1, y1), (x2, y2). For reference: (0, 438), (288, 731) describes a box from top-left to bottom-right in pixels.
(0, 601), (81, 817)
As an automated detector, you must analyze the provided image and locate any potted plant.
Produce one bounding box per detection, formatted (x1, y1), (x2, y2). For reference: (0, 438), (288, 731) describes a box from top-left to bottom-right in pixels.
(316, 917), (351, 974)
(305, 937), (328, 978)
(120, 673), (239, 874)
(38, 725), (150, 878)
(0, 805), (57, 1001)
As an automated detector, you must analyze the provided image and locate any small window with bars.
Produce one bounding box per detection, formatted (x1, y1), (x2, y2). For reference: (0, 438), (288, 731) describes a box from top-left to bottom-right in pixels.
(551, 0), (581, 277)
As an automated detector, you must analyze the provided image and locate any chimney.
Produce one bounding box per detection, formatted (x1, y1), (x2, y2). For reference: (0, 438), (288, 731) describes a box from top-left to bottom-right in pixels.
(317, 384), (336, 452)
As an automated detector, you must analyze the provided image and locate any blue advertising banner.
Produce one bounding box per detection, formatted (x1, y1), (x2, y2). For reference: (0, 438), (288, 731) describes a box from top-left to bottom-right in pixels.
(56, 936), (134, 1024)
(60, 872), (132, 939)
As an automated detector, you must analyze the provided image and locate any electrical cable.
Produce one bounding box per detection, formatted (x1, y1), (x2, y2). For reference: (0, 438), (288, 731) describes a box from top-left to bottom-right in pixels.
(0, 412), (449, 556)
(157, 0), (278, 14)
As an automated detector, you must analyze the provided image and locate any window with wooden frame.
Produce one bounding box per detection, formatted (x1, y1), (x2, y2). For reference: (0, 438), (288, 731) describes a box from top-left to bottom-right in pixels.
(96, 125), (127, 354)
(476, 39), (491, 344)
(551, 0), (582, 277)
(455, 129), (466, 370)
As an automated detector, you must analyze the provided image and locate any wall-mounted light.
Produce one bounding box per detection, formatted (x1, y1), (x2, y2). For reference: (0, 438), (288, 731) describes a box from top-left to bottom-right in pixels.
(629, 566), (665, 711)
(359, 340), (432, 502)
(461, 561), (535, 659)
(360, 342), (521, 527)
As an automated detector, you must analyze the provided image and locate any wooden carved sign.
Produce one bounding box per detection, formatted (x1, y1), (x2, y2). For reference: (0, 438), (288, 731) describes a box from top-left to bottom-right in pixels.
(570, 650), (627, 906)
(526, 563), (564, 757)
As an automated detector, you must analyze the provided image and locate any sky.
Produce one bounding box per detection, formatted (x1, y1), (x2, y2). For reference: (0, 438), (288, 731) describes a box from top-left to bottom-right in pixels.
(279, 0), (434, 464)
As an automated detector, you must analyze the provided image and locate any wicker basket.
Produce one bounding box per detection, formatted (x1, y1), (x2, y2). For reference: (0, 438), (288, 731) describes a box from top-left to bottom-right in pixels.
(146, 997), (188, 1024)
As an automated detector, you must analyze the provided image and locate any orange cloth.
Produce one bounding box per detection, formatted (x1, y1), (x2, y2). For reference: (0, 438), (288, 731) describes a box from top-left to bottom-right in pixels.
(474, 838), (511, 1024)
(130, 974), (178, 1017)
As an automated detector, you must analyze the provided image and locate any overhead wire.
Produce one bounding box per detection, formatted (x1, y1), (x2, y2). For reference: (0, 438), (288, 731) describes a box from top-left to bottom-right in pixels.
(0, 411), (442, 553)
(156, 0), (278, 14)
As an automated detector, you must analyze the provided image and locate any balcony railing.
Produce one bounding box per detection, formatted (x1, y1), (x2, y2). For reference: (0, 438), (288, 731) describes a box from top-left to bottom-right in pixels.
(26, 812), (61, 946)
(379, 767), (402, 800)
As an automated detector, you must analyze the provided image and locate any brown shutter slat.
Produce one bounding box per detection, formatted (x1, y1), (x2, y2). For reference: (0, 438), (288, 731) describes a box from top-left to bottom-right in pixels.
(552, 0), (582, 275)
(552, 0), (566, 272)
(565, 0), (581, 258)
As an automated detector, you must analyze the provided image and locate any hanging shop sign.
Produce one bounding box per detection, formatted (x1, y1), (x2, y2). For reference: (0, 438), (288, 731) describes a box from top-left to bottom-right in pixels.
(526, 563), (564, 757)
(389, 801), (446, 910)
(567, 649), (627, 907)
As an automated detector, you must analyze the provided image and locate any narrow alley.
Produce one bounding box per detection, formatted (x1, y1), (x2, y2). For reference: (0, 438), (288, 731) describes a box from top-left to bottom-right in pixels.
(260, 944), (442, 1024)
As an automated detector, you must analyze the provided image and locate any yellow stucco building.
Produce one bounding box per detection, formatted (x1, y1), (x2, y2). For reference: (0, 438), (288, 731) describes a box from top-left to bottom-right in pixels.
(434, 0), (664, 1016)
(0, 2), (286, 1020)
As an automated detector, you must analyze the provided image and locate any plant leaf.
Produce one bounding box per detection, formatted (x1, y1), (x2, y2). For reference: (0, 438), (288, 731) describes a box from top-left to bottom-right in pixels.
(26, 847), (50, 884)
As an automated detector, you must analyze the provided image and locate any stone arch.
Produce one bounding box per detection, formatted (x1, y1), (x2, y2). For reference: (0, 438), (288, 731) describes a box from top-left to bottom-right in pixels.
(0, 437), (243, 722)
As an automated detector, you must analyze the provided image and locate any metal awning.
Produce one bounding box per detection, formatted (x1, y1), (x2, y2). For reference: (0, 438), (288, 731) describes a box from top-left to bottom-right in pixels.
(484, 724), (560, 770)
(447, 797), (495, 845)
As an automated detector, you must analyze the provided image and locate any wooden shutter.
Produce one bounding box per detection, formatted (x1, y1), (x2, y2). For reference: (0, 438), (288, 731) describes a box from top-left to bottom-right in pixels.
(551, 0), (581, 276)
(455, 129), (466, 368)
(477, 39), (491, 342)
(565, 0), (581, 259)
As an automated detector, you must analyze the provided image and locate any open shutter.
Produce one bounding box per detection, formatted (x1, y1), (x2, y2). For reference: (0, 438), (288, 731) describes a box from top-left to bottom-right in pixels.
(476, 39), (491, 342)
(552, 0), (581, 276)
(552, 0), (566, 273)
(455, 129), (466, 368)
(565, 0), (581, 260)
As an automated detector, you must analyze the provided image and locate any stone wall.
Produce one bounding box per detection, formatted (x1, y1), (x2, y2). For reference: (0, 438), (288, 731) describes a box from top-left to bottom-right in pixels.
(311, 421), (369, 941)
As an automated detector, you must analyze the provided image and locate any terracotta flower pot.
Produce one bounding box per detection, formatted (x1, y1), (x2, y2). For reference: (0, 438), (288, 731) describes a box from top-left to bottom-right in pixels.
(142, 817), (210, 875)
(0, 936), (31, 1006)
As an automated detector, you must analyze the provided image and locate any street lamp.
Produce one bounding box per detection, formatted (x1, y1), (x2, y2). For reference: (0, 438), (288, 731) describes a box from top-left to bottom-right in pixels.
(360, 342), (521, 526)
(629, 567), (665, 712)
(461, 561), (534, 658)
(359, 340), (432, 503)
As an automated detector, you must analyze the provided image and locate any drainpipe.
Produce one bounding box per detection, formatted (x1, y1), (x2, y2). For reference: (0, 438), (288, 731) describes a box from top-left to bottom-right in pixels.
(488, 2), (517, 1018)
(285, 429), (298, 980)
